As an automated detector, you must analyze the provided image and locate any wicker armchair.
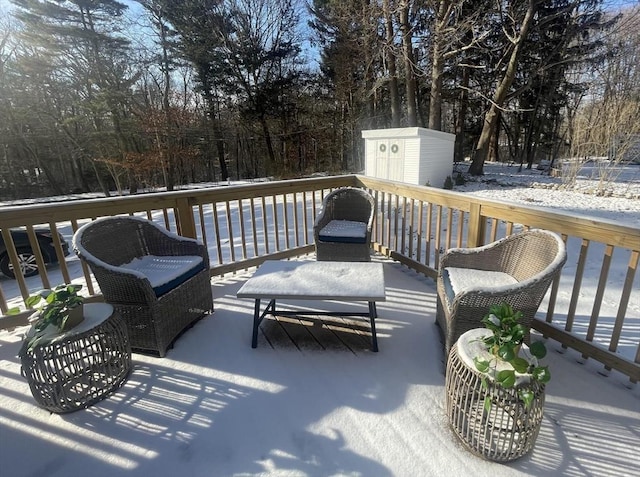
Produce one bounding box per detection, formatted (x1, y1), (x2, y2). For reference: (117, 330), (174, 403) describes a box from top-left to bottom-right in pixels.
(436, 229), (567, 355)
(72, 216), (213, 357)
(313, 187), (376, 262)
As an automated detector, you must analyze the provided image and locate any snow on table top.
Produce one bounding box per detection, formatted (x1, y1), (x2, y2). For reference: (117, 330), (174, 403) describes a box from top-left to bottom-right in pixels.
(237, 260), (386, 301)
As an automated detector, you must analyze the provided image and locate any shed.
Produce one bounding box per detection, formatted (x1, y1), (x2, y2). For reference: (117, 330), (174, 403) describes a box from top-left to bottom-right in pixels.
(362, 127), (455, 187)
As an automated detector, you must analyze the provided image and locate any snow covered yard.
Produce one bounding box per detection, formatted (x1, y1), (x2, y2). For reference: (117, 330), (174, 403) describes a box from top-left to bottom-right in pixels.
(455, 160), (640, 227)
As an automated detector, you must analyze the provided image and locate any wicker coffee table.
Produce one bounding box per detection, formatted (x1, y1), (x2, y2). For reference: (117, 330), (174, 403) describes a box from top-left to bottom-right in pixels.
(20, 303), (131, 413)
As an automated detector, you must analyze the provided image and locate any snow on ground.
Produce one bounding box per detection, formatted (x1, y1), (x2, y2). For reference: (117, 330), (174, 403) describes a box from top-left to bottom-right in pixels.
(3, 159), (638, 224)
(454, 160), (640, 227)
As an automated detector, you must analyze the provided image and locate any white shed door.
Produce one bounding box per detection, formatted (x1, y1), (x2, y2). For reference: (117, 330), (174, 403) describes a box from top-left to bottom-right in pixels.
(375, 140), (404, 181)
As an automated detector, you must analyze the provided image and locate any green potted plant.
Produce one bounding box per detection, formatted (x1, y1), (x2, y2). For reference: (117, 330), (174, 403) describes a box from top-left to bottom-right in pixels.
(14, 283), (85, 355)
(473, 302), (551, 410)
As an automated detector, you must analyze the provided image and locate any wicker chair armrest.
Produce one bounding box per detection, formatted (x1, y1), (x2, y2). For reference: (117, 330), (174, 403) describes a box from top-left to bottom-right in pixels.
(444, 236), (508, 255)
(440, 249), (488, 272)
(313, 209), (332, 240)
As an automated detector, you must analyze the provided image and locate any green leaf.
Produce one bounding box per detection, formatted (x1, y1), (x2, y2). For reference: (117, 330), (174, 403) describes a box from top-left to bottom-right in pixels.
(480, 377), (489, 390)
(496, 370), (516, 388)
(474, 358), (490, 373)
(533, 366), (551, 384)
(512, 324), (526, 342)
(498, 345), (515, 361)
(483, 336), (496, 348)
(55, 290), (71, 301)
(511, 357), (530, 373)
(519, 389), (534, 409)
(26, 334), (47, 353)
(488, 303), (502, 316)
(25, 295), (43, 308)
(530, 341), (547, 359)
(484, 397), (492, 413)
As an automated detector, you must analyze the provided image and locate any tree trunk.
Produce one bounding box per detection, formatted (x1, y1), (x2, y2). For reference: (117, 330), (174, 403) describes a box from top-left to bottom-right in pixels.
(207, 102), (229, 181)
(454, 65), (470, 163)
(383, 0), (401, 127)
(217, 137), (228, 180)
(469, 0), (538, 176)
(260, 116), (276, 176)
(90, 160), (111, 197)
(490, 116), (500, 162)
(399, 0), (417, 126)
(161, 15), (175, 192)
(429, 1), (451, 131)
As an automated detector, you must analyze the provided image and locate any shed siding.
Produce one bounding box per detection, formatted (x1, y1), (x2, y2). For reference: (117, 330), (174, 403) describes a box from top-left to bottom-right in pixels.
(363, 128), (454, 187)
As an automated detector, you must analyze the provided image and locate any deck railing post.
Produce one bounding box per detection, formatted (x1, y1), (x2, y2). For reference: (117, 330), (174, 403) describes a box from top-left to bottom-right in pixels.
(176, 197), (197, 238)
(466, 202), (485, 247)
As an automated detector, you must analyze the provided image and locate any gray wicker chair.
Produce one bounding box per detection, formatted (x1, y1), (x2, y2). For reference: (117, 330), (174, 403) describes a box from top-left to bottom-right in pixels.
(313, 187), (376, 262)
(436, 229), (567, 355)
(72, 216), (213, 357)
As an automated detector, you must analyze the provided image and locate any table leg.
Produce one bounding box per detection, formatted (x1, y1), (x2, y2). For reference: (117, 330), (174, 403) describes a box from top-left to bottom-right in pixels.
(252, 299), (277, 348)
(368, 301), (379, 352)
(252, 299), (261, 348)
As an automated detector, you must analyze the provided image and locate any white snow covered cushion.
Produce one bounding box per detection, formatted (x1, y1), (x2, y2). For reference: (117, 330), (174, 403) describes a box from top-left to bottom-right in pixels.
(443, 267), (518, 304)
(318, 220), (367, 243)
(120, 255), (204, 296)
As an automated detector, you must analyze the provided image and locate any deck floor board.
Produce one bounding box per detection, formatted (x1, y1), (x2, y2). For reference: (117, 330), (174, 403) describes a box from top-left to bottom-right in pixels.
(259, 313), (373, 353)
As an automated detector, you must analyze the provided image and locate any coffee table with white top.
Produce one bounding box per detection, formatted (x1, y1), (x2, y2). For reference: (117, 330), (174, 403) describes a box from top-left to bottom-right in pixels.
(237, 260), (386, 351)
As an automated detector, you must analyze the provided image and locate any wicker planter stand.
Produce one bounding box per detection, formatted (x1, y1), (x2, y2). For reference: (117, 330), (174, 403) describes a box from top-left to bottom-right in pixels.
(20, 303), (131, 413)
(445, 329), (545, 462)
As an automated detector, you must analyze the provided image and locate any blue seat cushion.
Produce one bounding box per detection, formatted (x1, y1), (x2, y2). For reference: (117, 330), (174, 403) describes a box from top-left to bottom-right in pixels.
(120, 255), (205, 297)
(318, 220), (368, 244)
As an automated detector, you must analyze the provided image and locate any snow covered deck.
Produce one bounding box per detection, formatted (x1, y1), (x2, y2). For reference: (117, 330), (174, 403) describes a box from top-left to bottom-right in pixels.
(0, 257), (638, 477)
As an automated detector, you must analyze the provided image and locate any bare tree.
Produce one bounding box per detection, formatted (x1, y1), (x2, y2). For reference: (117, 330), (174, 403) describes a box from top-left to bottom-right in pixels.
(567, 5), (640, 192)
(468, 0), (538, 175)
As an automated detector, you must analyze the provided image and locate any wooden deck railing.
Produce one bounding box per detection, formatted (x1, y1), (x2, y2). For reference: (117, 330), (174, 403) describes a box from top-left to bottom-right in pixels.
(1, 174), (638, 383)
